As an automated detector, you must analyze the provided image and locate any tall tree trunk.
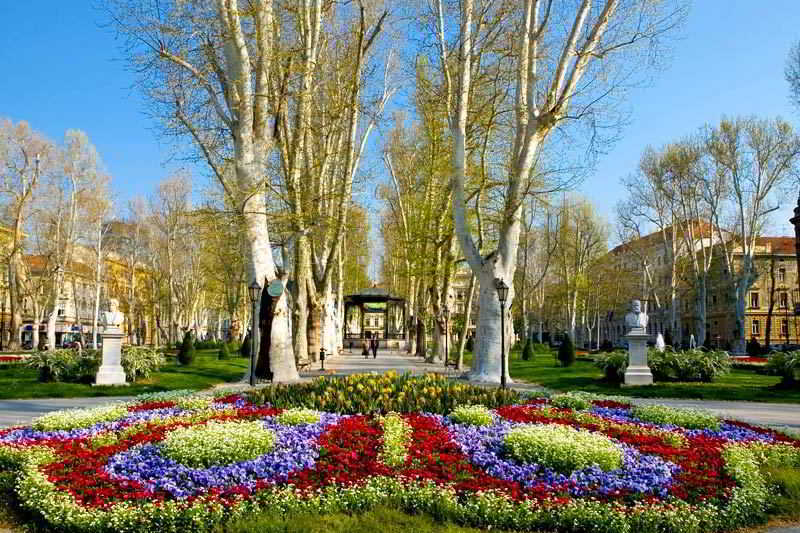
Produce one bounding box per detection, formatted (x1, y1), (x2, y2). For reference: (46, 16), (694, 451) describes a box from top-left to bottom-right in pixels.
(694, 275), (707, 347)
(293, 236), (312, 364)
(242, 192), (297, 382)
(8, 211), (26, 351)
(456, 273), (476, 370)
(471, 267), (512, 383)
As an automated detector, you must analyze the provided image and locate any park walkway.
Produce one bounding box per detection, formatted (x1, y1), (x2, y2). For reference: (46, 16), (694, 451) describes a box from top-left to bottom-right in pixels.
(2, 348), (799, 433)
(309, 345), (458, 377)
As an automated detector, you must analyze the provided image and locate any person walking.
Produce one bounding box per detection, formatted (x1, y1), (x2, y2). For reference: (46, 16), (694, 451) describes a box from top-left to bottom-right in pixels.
(362, 337), (370, 359)
(371, 337), (379, 359)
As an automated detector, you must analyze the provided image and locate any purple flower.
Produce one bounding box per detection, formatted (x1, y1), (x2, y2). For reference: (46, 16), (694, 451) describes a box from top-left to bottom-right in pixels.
(589, 406), (776, 444)
(105, 413), (342, 499)
(0, 407), (188, 444)
(443, 415), (678, 498)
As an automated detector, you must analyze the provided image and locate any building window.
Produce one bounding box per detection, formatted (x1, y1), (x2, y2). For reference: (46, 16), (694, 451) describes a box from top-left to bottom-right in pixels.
(780, 292), (789, 309)
(779, 268), (786, 282)
(751, 319), (760, 336)
(781, 319), (789, 337)
(750, 292), (760, 309)
(57, 307), (65, 317)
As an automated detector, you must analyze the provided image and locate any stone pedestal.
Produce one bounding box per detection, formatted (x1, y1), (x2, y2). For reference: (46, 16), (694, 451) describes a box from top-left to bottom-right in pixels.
(94, 328), (127, 386)
(624, 328), (653, 386)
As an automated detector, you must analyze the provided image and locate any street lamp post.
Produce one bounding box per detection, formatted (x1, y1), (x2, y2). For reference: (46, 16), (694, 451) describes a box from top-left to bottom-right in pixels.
(494, 278), (509, 389)
(444, 307), (450, 365)
(247, 280), (261, 387)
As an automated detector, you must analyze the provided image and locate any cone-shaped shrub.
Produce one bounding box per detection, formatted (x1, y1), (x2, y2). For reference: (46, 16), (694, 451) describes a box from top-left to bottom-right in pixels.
(177, 330), (195, 366)
(218, 342), (230, 360)
(522, 339), (534, 361)
(557, 335), (575, 367)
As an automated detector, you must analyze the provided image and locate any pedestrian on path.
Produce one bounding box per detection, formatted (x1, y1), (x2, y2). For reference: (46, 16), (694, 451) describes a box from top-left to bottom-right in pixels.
(371, 337), (379, 358)
(362, 338), (370, 358)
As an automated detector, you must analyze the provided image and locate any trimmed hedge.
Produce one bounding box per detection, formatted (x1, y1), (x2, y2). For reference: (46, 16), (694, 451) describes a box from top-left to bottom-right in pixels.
(178, 331), (196, 366)
(557, 336), (575, 367)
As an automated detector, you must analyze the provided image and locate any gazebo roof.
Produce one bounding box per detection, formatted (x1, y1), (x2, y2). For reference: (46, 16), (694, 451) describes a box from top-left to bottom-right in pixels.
(345, 287), (405, 304)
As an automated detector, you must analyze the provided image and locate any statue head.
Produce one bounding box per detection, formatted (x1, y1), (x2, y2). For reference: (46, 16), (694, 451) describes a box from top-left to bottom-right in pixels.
(108, 298), (120, 313)
(630, 299), (641, 314)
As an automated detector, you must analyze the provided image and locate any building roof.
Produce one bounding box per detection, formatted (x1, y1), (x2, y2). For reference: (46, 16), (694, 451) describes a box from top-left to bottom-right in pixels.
(610, 220), (714, 255)
(754, 236), (795, 255)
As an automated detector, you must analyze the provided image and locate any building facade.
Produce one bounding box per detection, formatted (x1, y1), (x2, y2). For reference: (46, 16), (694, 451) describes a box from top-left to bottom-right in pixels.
(598, 226), (800, 351)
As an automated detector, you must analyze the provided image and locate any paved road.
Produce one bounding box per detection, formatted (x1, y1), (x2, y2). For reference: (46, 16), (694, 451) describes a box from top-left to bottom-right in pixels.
(0, 397), (134, 428)
(626, 397), (800, 432)
(312, 347), (459, 376)
(4, 350), (799, 431)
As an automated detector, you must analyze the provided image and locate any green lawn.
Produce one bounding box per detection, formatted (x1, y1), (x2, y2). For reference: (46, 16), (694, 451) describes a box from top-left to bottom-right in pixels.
(216, 507), (513, 533)
(0, 350), (248, 400)
(462, 349), (800, 404)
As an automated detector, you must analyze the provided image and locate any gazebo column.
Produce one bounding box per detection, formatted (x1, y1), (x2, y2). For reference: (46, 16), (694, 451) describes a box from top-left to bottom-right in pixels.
(383, 304), (389, 341)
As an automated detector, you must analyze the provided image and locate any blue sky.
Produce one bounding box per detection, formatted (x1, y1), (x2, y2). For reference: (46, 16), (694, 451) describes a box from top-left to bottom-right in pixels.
(585, 0), (799, 238)
(1, 1), (798, 239)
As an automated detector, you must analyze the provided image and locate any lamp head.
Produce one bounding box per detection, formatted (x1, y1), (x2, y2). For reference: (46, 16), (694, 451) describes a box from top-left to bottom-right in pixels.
(248, 280), (262, 304)
(494, 277), (509, 304)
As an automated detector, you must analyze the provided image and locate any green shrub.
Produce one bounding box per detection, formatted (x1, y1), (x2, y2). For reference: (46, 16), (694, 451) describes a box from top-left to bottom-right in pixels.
(549, 393), (591, 411)
(594, 351), (628, 383)
(646, 348), (731, 383)
(522, 340), (534, 361)
(449, 405), (494, 426)
(195, 339), (225, 350)
(767, 351), (798, 386)
(747, 337), (762, 357)
(631, 404), (721, 430)
(160, 420), (276, 467)
(249, 372), (522, 415)
(177, 330), (195, 365)
(26, 349), (100, 384)
(227, 340), (241, 353)
(218, 343), (231, 360)
(241, 331), (252, 359)
(557, 336), (575, 367)
(504, 424), (623, 474)
(121, 346), (165, 382)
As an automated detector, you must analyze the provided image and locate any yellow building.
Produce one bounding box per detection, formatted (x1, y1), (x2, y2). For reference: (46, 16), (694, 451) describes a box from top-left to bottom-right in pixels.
(599, 224), (800, 351)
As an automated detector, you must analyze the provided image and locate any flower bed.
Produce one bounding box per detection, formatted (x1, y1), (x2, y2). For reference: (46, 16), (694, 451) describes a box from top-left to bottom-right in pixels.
(0, 376), (799, 532)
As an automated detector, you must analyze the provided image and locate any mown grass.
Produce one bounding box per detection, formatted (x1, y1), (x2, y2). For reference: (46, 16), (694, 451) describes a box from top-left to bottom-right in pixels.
(0, 349), (248, 400)
(215, 506), (515, 533)
(463, 348), (800, 404)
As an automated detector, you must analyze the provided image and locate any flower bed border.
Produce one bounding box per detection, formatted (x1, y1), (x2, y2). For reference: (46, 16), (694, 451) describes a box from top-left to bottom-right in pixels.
(1, 442), (777, 533)
(1, 380), (799, 533)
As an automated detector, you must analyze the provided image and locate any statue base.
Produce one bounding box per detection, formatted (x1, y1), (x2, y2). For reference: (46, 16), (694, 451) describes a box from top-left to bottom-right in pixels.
(623, 329), (653, 387)
(94, 328), (127, 386)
